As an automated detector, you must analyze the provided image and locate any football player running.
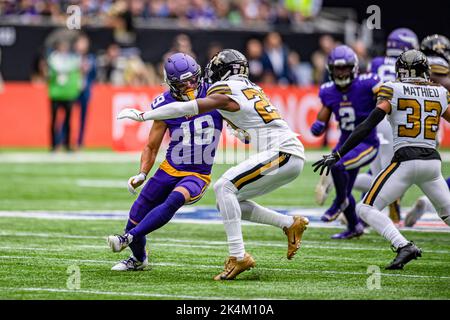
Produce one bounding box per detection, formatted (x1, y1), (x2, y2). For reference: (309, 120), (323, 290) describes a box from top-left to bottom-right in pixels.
(311, 45), (381, 239)
(405, 34), (450, 227)
(313, 50), (450, 269)
(107, 53), (223, 271)
(353, 28), (419, 223)
(118, 49), (309, 280)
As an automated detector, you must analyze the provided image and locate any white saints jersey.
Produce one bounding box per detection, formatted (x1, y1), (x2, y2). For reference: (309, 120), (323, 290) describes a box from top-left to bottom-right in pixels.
(206, 76), (305, 159)
(378, 79), (450, 152)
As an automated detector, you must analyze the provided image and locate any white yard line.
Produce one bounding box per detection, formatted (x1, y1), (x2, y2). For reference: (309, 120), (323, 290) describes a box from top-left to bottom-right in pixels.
(0, 287), (237, 300)
(1, 231), (449, 254)
(0, 254), (448, 280)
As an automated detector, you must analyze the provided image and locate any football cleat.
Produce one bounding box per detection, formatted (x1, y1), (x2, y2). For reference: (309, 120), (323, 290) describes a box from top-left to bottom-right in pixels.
(283, 216), (309, 259)
(213, 253), (255, 281)
(404, 197), (427, 227)
(321, 198), (349, 222)
(107, 233), (133, 253)
(111, 255), (148, 271)
(331, 223), (364, 240)
(315, 173), (334, 205)
(385, 242), (422, 270)
(388, 199), (402, 223)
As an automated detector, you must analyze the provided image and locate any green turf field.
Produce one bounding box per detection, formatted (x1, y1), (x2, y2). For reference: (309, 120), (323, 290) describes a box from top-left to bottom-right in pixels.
(0, 218), (449, 300)
(2, 159), (450, 210)
(0, 152), (449, 300)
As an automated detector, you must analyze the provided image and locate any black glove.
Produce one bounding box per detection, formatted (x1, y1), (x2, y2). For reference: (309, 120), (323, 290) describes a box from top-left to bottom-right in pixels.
(312, 152), (341, 176)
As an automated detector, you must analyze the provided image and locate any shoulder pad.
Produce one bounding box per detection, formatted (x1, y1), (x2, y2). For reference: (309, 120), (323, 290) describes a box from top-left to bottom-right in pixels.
(206, 81), (233, 96)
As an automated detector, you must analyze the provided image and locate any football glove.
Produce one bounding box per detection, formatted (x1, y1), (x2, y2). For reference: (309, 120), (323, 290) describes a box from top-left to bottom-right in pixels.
(127, 172), (147, 195)
(312, 152), (341, 176)
(311, 120), (326, 136)
(117, 108), (146, 122)
(227, 124), (251, 144)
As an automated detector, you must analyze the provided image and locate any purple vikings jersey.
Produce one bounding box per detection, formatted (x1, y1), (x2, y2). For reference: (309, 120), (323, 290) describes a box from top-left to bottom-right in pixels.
(368, 56), (397, 83)
(319, 73), (381, 147)
(151, 83), (223, 175)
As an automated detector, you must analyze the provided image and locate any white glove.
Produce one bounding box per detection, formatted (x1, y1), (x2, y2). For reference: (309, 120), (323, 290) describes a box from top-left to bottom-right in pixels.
(117, 108), (146, 122)
(227, 124), (251, 144)
(127, 172), (147, 195)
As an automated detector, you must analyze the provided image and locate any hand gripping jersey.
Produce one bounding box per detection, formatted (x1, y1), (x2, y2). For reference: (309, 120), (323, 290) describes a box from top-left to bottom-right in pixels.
(378, 80), (450, 152)
(206, 76), (305, 159)
(319, 73), (382, 148)
(151, 83), (223, 176)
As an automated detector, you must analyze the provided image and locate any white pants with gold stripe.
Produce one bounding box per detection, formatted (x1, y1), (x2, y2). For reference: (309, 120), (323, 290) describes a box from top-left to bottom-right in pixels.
(360, 159), (450, 225)
(220, 150), (304, 201)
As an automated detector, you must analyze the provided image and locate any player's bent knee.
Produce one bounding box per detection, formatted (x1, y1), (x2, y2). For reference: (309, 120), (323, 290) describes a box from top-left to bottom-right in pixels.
(213, 178), (236, 197)
(173, 186), (191, 203)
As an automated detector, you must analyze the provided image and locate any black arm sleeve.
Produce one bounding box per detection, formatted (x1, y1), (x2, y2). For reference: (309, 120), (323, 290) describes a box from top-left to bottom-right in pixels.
(337, 107), (387, 157)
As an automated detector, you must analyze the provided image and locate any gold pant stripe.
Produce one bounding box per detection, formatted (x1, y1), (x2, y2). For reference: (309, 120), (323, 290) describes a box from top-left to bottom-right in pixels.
(343, 146), (375, 166)
(234, 154), (287, 189)
(159, 160), (211, 185)
(364, 162), (399, 205)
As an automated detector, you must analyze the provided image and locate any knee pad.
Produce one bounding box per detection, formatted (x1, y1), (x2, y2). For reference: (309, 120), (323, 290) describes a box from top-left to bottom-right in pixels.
(213, 178), (236, 197)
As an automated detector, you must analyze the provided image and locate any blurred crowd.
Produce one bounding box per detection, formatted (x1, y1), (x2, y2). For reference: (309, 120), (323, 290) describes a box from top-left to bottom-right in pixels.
(32, 30), (371, 88)
(0, 0), (323, 27)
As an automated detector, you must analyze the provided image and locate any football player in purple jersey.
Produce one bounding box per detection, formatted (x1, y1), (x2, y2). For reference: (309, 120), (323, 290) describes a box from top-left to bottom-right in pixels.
(354, 28), (419, 223)
(311, 45), (381, 239)
(107, 53), (223, 270)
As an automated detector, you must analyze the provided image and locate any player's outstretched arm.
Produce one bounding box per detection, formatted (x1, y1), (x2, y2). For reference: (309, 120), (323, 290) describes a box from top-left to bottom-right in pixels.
(117, 94), (239, 122)
(312, 100), (390, 176)
(311, 106), (332, 136)
(127, 120), (167, 195)
(442, 104), (450, 123)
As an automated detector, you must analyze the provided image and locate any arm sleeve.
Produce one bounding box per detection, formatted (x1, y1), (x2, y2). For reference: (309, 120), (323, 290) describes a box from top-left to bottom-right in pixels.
(337, 107), (387, 157)
(142, 100), (199, 120)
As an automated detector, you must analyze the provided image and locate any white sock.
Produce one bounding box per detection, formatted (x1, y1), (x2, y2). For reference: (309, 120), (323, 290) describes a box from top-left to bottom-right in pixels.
(353, 173), (373, 193)
(240, 200), (293, 229)
(359, 204), (408, 249)
(214, 178), (245, 260)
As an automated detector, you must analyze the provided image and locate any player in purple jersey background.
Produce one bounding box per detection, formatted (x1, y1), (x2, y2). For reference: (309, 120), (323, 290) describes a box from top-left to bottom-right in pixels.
(369, 28), (419, 82)
(107, 53), (223, 271)
(311, 45), (381, 239)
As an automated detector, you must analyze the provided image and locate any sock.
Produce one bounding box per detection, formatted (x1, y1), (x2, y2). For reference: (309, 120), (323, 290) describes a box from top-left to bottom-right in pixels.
(125, 220), (146, 262)
(358, 204), (408, 249)
(342, 195), (359, 230)
(331, 166), (349, 205)
(129, 191), (186, 238)
(214, 178), (245, 260)
(240, 200), (292, 229)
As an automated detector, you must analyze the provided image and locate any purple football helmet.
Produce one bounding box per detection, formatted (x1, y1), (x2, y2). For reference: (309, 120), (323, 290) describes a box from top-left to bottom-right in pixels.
(386, 28), (419, 58)
(327, 45), (358, 88)
(164, 53), (201, 101)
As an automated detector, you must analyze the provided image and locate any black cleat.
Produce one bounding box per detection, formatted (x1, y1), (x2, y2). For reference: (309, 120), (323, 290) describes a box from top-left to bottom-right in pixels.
(385, 242), (422, 270)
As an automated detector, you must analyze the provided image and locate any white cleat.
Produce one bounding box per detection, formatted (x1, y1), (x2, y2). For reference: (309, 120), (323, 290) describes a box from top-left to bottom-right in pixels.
(107, 233), (133, 253)
(111, 255), (148, 271)
(315, 173), (334, 206)
(404, 197), (427, 227)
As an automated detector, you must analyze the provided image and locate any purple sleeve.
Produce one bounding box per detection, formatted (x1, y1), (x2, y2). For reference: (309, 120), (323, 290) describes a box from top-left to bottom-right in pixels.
(319, 84), (332, 109)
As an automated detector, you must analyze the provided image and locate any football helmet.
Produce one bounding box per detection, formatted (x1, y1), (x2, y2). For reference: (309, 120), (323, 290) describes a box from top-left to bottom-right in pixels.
(164, 53), (201, 101)
(327, 45), (358, 88)
(395, 49), (430, 80)
(386, 28), (419, 58)
(420, 34), (450, 62)
(205, 49), (249, 83)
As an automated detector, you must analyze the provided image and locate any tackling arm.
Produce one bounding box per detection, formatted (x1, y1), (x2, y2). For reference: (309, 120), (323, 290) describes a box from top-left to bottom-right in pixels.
(312, 100), (390, 175)
(117, 94), (239, 122)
